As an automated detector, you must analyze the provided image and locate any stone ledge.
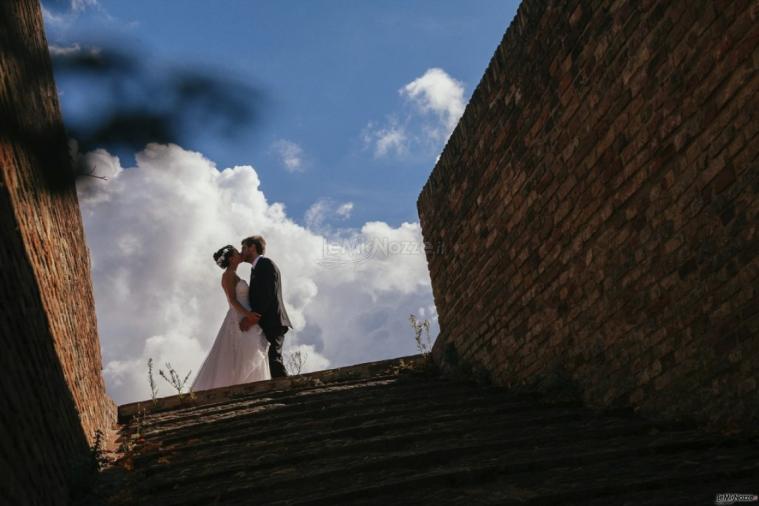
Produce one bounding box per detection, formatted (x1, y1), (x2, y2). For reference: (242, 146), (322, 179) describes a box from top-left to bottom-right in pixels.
(118, 354), (428, 422)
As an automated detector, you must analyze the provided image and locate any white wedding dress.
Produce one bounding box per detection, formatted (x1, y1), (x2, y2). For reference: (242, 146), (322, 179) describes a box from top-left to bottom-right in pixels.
(191, 278), (271, 391)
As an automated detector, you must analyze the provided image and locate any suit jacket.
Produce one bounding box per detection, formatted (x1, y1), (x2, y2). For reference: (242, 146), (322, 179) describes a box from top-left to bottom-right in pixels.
(248, 256), (292, 341)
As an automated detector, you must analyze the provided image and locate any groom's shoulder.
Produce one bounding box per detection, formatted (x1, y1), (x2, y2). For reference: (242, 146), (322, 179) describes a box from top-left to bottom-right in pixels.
(259, 256), (276, 269)
(261, 256), (283, 274)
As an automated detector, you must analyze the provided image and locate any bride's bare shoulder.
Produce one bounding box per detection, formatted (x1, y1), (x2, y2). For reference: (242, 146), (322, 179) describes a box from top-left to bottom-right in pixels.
(220, 269), (234, 285)
(221, 270), (242, 286)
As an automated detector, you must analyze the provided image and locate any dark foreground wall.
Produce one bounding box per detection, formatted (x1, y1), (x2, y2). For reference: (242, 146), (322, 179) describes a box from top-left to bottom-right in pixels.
(1, 1), (115, 503)
(418, 0), (757, 436)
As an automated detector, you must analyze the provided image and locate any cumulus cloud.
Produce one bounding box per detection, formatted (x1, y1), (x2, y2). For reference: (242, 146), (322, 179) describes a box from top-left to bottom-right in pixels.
(304, 199), (330, 229)
(71, 0), (100, 12)
(42, 6), (68, 27)
(336, 202), (354, 219)
(283, 343), (330, 374)
(42, 0), (103, 21)
(77, 144), (436, 404)
(401, 68), (466, 134)
(272, 139), (305, 173)
(48, 43), (82, 56)
(362, 121), (408, 158)
(42, 0), (116, 33)
(305, 198), (354, 230)
(376, 127), (407, 158)
(306, 220), (436, 366)
(48, 43), (101, 57)
(363, 68), (466, 160)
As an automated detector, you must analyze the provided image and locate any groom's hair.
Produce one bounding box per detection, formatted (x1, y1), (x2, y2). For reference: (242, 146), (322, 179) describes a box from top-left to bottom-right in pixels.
(242, 235), (266, 255)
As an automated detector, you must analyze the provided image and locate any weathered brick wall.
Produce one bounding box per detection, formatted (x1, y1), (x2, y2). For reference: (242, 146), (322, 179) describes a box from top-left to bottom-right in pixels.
(418, 0), (758, 436)
(1, 1), (116, 503)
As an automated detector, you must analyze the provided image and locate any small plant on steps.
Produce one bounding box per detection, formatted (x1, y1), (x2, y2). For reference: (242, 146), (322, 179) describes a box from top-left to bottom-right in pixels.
(158, 362), (192, 400)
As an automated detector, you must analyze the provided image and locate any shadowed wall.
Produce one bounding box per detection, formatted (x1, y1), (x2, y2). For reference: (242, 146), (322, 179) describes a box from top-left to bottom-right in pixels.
(1, 1), (115, 503)
(418, 0), (757, 436)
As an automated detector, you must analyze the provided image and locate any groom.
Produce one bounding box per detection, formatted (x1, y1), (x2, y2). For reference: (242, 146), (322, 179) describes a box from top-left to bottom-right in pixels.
(239, 235), (292, 378)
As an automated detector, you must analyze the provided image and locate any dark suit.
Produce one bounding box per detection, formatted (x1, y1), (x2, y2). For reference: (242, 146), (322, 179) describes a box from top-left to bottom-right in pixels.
(248, 256), (291, 377)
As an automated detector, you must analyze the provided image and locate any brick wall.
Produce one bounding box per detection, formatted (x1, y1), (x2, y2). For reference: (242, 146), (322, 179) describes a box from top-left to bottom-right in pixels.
(1, 1), (116, 503)
(418, 0), (757, 436)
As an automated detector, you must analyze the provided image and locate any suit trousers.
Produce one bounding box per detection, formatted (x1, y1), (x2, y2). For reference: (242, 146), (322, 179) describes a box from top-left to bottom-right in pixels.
(267, 332), (288, 378)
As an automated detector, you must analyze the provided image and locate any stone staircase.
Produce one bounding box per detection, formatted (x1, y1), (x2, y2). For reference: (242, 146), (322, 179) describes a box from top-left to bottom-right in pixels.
(90, 355), (758, 505)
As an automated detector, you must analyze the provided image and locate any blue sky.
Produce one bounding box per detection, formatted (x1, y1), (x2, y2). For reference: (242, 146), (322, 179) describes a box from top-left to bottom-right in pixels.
(43, 0), (518, 229)
(41, 0), (520, 403)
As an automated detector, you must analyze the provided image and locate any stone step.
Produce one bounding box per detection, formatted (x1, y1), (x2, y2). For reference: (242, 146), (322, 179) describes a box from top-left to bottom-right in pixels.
(131, 375), (405, 427)
(128, 399), (592, 474)
(127, 410), (660, 494)
(129, 377), (511, 440)
(132, 409), (657, 475)
(276, 439), (758, 506)
(117, 355), (429, 421)
(126, 419), (743, 504)
(96, 355), (757, 505)
(132, 386), (582, 449)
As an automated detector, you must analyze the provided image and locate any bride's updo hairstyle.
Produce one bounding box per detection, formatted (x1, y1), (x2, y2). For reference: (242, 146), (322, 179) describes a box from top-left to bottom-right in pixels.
(213, 245), (237, 269)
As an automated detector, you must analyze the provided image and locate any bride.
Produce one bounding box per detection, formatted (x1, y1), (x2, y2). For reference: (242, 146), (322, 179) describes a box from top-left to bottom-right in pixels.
(191, 245), (271, 391)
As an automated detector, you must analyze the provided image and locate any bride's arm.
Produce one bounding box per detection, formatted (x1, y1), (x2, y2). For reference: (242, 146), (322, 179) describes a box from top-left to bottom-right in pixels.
(221, 272), (259, 320)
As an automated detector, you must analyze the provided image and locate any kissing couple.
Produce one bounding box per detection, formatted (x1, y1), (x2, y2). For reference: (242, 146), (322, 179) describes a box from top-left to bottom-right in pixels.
(191, 235), (292, 391)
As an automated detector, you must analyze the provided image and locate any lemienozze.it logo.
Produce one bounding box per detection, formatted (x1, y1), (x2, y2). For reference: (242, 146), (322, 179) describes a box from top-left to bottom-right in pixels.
(715, 493), (758, 505)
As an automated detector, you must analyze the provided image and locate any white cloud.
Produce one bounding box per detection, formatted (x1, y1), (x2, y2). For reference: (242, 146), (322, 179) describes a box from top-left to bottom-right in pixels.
(71, 0), (100, 12)
(304, 199), (330, 229)
(305, 198), (354, 230)
(362, 120), (408, 158)
(336, 202), (354, 219)
(48, 43), (81, 56)
(375, 127), (408, 158)
(77, 144), (436, 404)
(306, 220), (436, 366)
(272, 139), (304, 173)
(48, 43), (101, 57)
(401, 67), (466, 134)
(283, 343), (330, 374)
(364, 68), (466, 160)
(41, 0), (114, 32)
(42, 6), (68, 27)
